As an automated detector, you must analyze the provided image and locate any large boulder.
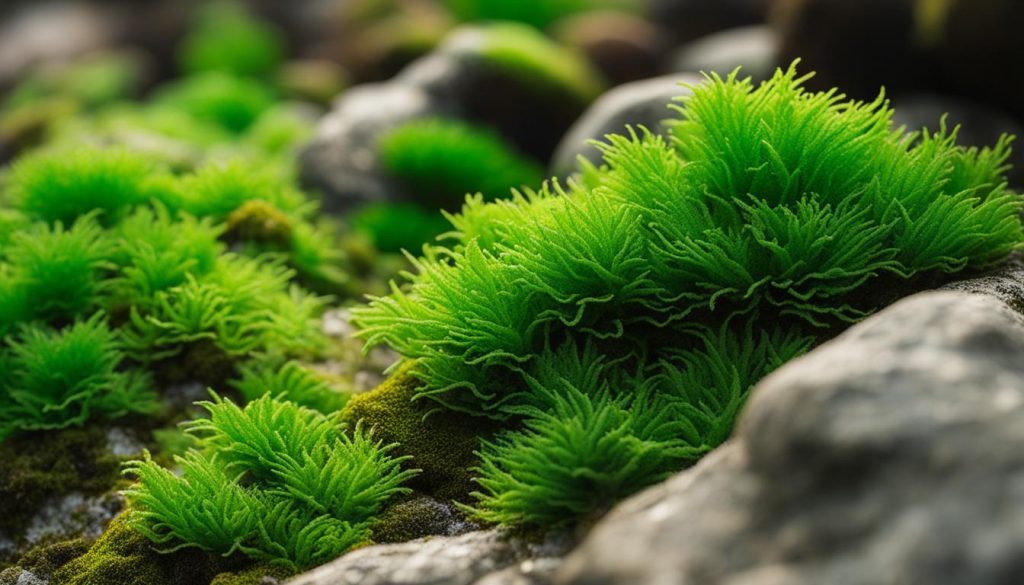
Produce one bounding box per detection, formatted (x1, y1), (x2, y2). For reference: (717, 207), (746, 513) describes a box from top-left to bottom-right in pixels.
(557, 290), (1024, 585)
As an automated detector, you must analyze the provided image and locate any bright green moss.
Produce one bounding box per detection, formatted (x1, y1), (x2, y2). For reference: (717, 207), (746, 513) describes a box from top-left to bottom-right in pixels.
(178, 1), (285, 78)
(170, 160), (308, 221)
(123, 395), (415, 571)
(152, 73), (276, 134)
(1, 52), (142, 114)
(341, 363), (502, 501)
(3, 216), (111, 324)
(354, 65), (1023, 526)
(350, 203), (452, 254)
(231, 359), (351, 414)
(7, 146), (165, 225)
(0, 315), (159, 439)
(472, 23), (604, 104)
(444, 0), (634, 30)
(379, 118), (545, 210)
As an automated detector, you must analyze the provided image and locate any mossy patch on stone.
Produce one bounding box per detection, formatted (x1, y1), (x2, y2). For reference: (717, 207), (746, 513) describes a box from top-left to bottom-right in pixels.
(209, 563), (293, 585)
(0, 425), (124, 541)
(341, 362), (503, 502)
(49, 513), (273, 585)
(371, 494), (473, 544)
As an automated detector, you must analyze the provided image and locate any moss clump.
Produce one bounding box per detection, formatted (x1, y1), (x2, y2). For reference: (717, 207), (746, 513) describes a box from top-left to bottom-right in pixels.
(209, 564), (293, 585)
(226, 200), (294, 245)
(50, 514), (233, 585)
(7, 538), (91, 579)
(444, 0), (635, 30)
(177, 1), (285, 78)
(0, 425), (126, 539)
(341, 363), (502, 501)
(371, 495), (469, 544)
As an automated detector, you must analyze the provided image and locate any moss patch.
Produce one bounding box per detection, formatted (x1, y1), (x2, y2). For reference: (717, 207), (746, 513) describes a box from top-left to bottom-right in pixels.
(49, 514), (262, 585)
(209, 564), (293, 585)
(371, 494), (471, 544)
(0, 425), (125, 540)
(341, 362), (503, 502)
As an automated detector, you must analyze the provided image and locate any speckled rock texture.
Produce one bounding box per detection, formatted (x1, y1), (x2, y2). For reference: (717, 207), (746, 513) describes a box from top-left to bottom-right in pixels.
(556, 290), (1024, 585)
(287, 530), (567, 585)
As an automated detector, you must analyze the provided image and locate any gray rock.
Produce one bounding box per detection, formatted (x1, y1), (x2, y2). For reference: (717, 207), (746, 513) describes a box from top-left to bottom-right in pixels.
(557, 290), (1024, 585)
(299, 82), (445, 213)
(669, 25), (779, 84)
(0, 569), (46, 585)
(942, 257), (1024, 313)
(287, 530), (530, 585)
(550, 74), (702, 177)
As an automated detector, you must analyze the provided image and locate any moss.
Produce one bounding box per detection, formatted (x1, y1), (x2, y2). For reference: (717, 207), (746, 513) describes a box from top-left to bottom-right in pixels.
(50, 514), (250, 585)
(225, 200), (293, 245)
(209, 564), (294, 585)
(371, 495), (469, 544)
(341, 363), (503, 502)
(0, 425), (125, 539)
(13, 538), (91, 578)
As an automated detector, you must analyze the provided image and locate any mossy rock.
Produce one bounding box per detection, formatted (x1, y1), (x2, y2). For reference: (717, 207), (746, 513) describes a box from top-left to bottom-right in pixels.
(341, 362), (503, 502)
(209, 564), (293, 585)
(49, 514), (273, 585)
(0, 425), (124, 541)
(371, 494), (473, 544)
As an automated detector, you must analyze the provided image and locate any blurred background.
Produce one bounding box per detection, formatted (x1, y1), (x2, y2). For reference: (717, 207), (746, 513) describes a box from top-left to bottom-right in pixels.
(2, 0), (1022, 262)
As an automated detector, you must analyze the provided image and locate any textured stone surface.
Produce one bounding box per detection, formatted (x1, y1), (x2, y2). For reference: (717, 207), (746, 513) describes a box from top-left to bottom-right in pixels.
(287, 531), (528, 585)
(550, 74), (701, 177)
(670, 25), (779, 83)
(942, 257), (1024, 314)
(557, 291), (1024, 585)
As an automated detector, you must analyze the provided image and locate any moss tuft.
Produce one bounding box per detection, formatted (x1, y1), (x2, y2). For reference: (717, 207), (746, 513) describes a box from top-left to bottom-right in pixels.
(371, 495), (470, 544)
(341, 363), (503, 501)
(13, 538), (91, 578)
(209, 564), (293, 585)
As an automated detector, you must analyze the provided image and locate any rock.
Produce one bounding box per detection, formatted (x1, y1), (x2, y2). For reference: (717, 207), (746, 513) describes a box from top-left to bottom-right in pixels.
(286, 530), (530, 585)
(775, 0), (923, 100)
(646, 0), (770, 45)
(372, 495), (476, 544)
(0, 2), (118, 92)
(552, 11), (666, 86)
(0, 569), (46, 585)
(550, 74), (702, 177)
(891, 94), (1024, 187)
(302, 23), (603, 212)
(299, 82), (444, 213)
(669, 25), (779, 83)
(942, 257), (1024, 314)
(557, 290), (1024, 584)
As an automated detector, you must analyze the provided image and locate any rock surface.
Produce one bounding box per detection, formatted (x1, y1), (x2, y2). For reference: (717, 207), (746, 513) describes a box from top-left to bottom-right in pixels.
(287, 530), (566, 585)
(669, 25), (778, 83)
(550, 74), (701, 176)
(556, 290), (1024, 584)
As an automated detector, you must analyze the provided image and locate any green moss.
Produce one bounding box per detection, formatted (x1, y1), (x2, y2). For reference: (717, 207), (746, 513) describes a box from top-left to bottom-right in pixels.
(12, 538), (91, 578)
(472, 23), (604, 104)
(379, 118), (545, 211)
(209, 564), (294, 585)
(178, 1), (285, 78)
(226, 200), (294, 245)
(151, 73), (276, 134)
(50, 514), (235, 585)
(371, 495), (466, 544)
(444, 0), (635, 30)
(0, 425), (125, 539)
(341, 363), (502, 501)
(350, 203), (452, 253)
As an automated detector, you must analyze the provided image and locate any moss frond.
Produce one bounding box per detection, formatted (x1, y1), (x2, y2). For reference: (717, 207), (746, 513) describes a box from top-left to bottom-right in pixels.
(124, 395), (416, 570)
(355, 65), (1023, 423)
(7, 145), (165, 225)
(232, 360), (351, 414)
(1, 314), (158, 439)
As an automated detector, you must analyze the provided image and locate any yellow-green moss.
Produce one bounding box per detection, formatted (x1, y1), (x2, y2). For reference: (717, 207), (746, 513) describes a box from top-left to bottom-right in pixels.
(7, 538), (90, 579)
(371, 495), (469, 544)
(209, 564), (293, 585)
(50, 514), (256, 585)
(341, 363), (503, 502)
(225, 200), (293, 245)
(0, 425), (124, 539)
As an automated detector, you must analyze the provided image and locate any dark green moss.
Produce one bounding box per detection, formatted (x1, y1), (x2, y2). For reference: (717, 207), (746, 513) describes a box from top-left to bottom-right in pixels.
(209, 564), (293, 585)
(12, 538), (91, 579)
(225, 200), (293, 245)
(0, 425), (124, 539)
(371, 494), (470, 544)
(341, 363), (503, 502)
(50, 514), (256, 585)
